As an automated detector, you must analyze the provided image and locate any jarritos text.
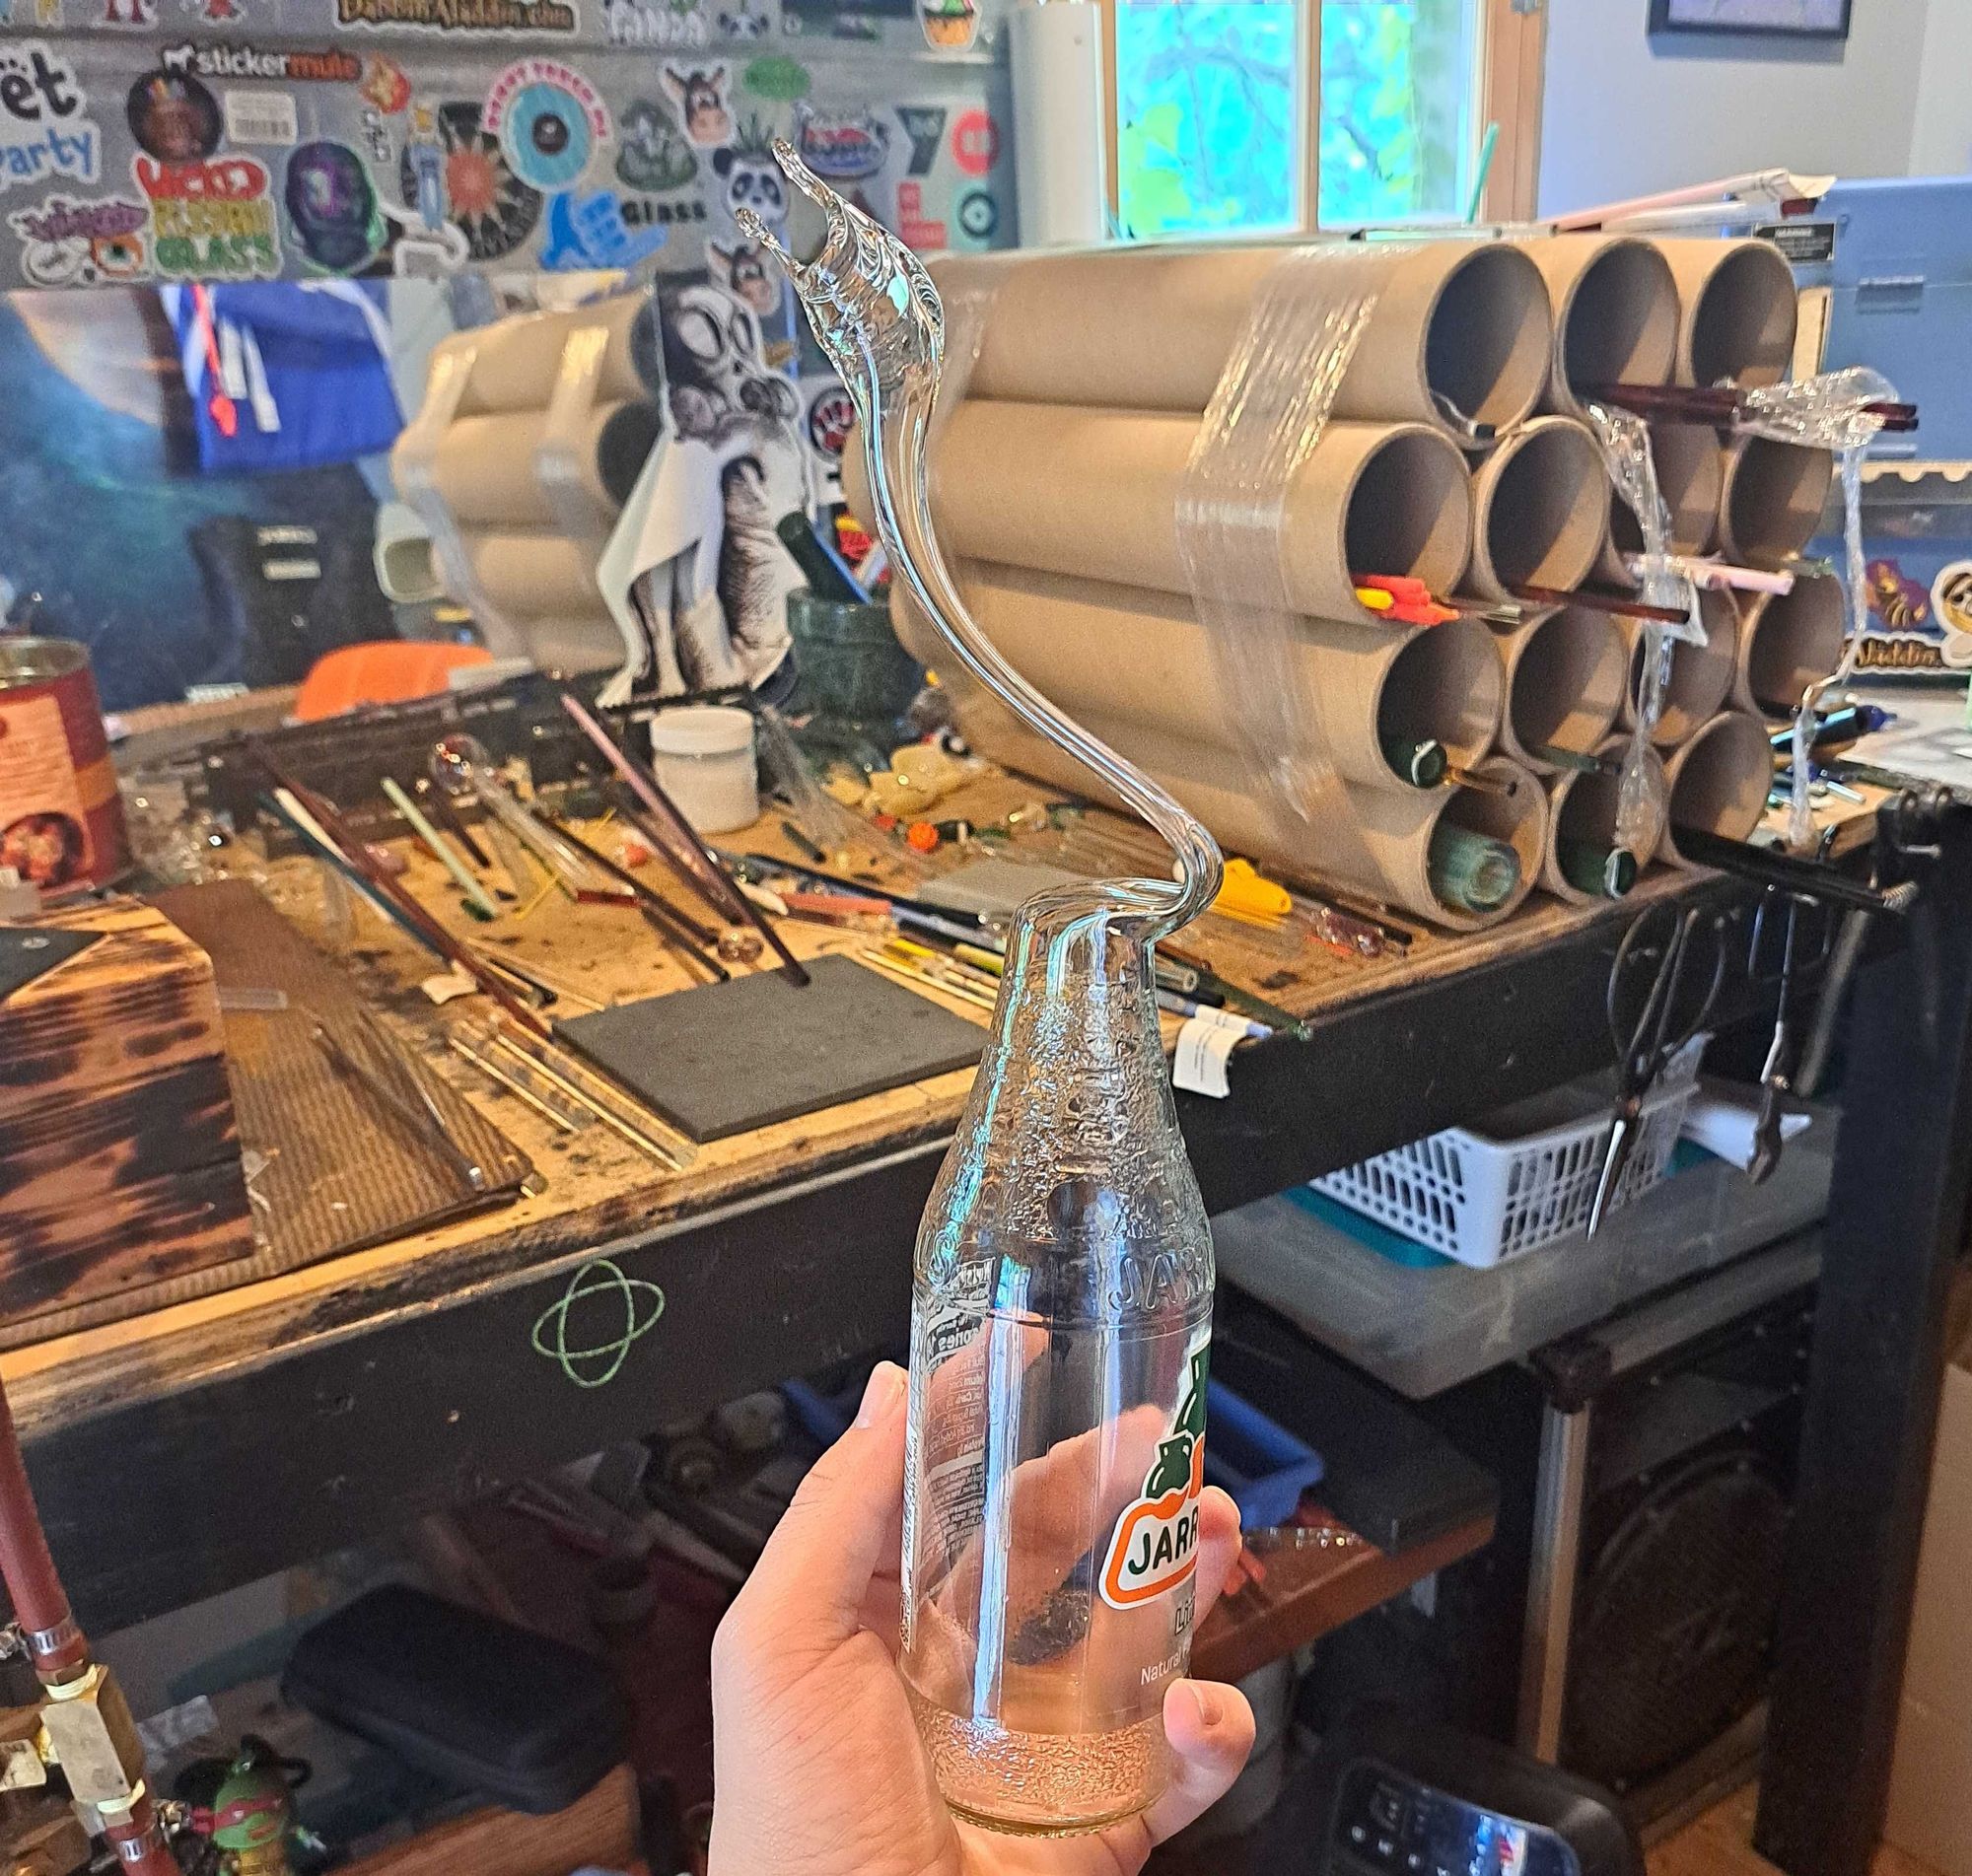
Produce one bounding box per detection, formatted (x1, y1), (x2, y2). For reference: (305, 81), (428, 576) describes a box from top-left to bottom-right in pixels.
(1099, 1350), (1209, 1609)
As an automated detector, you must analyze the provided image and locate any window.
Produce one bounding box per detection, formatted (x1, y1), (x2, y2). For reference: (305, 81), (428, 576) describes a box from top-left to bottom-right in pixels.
(1112, 0), (1503, 241)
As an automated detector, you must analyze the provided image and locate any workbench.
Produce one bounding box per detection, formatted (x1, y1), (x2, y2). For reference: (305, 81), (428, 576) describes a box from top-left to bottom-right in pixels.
(7, 714), (1967, 1876)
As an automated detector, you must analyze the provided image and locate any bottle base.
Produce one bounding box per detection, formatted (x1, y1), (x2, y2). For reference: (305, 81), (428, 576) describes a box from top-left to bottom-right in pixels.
(907, 1684), (1168, 1839)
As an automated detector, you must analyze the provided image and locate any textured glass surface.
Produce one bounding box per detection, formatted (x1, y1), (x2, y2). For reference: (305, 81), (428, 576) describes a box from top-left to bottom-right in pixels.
(747, 145), (1224, 1835)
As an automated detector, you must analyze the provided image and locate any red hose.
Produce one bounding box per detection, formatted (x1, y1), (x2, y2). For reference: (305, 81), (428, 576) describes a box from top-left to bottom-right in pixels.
(0, 1374), (85, 1676)
(102, 1789), (179, 1874)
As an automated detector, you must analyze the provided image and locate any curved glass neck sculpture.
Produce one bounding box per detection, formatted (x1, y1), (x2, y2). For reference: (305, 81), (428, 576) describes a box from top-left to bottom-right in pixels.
(751, 149), (1227, 1836)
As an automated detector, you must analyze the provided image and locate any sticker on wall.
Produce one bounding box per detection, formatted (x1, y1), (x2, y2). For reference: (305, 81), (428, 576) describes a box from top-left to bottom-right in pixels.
(893, 104), (943, 176)
(804, 382), (851, 462)
(661, 63), (730, 148)
(792, 103), (885, 181)
(127, 67), (221, 163)
(949, 105), (997, 177)
(166, 42), (363, 84)
(917, 0), (976, 51)
(615, 99), (695, 189)
(0, 42), (100, 191)
(335, 0), (578, 35)
(361, 57), (412, 113)
(1932, 563), (1972, 669)
(182, 0), (246, 24)
(708, 236), (776, 314)
(1868, 558), (1931, 633)
(713, 120), (785, 226)
(223, 90), (298, 146)
(136, 151), (281, 278)
(601, 0), (710, 49)
(955, 185), (995, 243)
(539, 185), (668, 268)
(285, 139), (383, 270)
(482, 57), (609, 192)
(892, 179), (943, 249)
(101, 0), (158, 26)
(716, 4), (766, 35)
(741, 54), (808, 103)
(8, 192), (147, 285)
(396, 100), (539, 260)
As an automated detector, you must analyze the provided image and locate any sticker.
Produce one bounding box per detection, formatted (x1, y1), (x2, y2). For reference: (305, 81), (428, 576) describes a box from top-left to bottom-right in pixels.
(716, 3), (765, 34)
(893, 178), (943, 249)
(127, 67), (221, 163)
(136, 152), (282, 279)
(708, 236), (777, 314)
(0, 43), (99, 191)
(166, 42), (361, 83)
(1756, 220), (1835, 266)
(950, 106), (998, 177)
(742, 54), (809, 103)
(101, 0), (157, 23)
(661, 62), (730, 148)
(712, 121), (785, 225)
(362, 56), (411, 113)
(1867, 557), (1932, 633)
(32, 0), (61, 26)
(620, 191), (703, 226)
(917, 0), (975, 50)
(894, 104), (943, 176)
(8, 191), (147, 284)
(336, 0), (578, 33)
(602, 0), (710, 49)
(531, 1257), (666, 1390)
(1172, 1011), (1239, 1097)
(224, 90), (299, 146)
(955, 184), (996, 242)
(539, 186), (667, 268)
(615, 98), (695, 189)
(396, 100), (540, 260)
(285, 139), (382, 270)
(1099, 1347), (1210, 1610)
(183, 0), (245, 22)
(793, 102), (886, 180)
(805, 382), (852, 461)
(483, 57), (609, 193)
(1933, 562), (1972, 670)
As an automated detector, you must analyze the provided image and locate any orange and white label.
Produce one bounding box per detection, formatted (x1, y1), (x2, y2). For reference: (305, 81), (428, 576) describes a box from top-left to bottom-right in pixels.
(1098, 1343), (1211, 1611)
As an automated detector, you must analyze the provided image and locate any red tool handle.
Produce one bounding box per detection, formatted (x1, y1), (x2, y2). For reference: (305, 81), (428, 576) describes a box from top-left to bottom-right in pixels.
(102, 1790), (178, 1874)
(0, 1380), (85, 1677)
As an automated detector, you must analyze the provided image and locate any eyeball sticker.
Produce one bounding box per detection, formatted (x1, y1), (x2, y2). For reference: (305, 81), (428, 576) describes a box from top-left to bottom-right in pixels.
(481, 58), (609, 194)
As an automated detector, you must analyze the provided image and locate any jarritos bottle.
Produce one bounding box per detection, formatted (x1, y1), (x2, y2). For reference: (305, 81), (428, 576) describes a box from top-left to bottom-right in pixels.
(899, 891), (1216, 1836)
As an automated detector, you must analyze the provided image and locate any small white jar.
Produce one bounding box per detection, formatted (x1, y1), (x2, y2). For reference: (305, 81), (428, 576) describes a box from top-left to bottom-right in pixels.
(646, 706), (758, 834)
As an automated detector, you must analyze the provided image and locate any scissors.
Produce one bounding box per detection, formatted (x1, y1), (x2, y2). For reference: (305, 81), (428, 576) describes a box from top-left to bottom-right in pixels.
(1588, 900), (1727, 1236)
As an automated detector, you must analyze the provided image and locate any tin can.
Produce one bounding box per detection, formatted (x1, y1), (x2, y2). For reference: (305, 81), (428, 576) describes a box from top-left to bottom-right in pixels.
(0, 638), (129, 894)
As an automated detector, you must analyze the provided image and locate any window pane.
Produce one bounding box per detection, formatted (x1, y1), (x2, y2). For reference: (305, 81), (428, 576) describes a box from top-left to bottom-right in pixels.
(1320, 0), (1480, 226)
(1115, 1), (1303, 240)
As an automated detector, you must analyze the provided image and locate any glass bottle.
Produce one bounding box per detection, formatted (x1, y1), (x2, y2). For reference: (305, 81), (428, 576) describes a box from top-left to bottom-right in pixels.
(745, 146), (1225, 1835)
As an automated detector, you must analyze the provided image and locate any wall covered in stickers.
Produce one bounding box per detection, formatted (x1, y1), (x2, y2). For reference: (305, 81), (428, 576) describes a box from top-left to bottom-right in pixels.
(0, 0), (1016, 290)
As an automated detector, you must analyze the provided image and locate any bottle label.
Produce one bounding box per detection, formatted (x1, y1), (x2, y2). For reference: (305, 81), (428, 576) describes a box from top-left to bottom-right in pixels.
(1098, 1342), (1210, 1610)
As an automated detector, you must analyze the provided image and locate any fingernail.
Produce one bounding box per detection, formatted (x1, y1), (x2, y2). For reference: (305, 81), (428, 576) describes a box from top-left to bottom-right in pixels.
(1184, 1681), (1223, 1729)
(855, 1361), (905, 1428)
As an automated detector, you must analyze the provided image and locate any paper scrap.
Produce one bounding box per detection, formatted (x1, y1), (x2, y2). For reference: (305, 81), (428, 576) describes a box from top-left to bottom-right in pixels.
(1173, 1014), (1241, 1099)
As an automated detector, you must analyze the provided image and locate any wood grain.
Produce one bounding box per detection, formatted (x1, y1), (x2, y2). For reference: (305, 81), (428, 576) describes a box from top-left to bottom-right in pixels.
(335, 1763), (640, 1876)
(1650, 1785), (1942, 1876)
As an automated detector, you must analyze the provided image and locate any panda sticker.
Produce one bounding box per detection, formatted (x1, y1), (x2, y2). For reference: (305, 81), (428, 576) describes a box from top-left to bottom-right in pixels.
(713, 122), (787, 229)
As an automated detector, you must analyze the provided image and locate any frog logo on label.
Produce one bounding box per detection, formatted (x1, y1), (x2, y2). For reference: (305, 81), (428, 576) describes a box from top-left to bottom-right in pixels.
(1100, 1349), (1208, 1609)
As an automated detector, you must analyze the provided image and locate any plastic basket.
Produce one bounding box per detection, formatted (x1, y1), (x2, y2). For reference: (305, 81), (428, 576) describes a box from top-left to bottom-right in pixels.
(1311, 1038), (1706, 1269)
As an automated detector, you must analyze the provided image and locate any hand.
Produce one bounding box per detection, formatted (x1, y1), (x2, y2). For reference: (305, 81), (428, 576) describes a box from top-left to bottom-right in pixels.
(709, 1361), (1255, 1876)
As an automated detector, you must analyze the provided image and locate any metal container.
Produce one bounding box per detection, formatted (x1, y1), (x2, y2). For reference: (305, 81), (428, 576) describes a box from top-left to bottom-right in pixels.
(0, 638), (129, 893)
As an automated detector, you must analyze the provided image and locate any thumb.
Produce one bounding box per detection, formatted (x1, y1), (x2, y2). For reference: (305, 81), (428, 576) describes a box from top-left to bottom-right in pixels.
(1140, 1678), (1257, 1844)
(734, 1360), (909, 1652)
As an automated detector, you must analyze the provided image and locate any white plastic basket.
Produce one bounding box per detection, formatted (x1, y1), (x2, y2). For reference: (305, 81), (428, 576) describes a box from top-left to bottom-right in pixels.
(1312, 1037), (1706, 1269)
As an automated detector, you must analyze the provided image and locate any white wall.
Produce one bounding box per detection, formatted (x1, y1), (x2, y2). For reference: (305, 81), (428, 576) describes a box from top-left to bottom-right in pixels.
(1910, 0), (1972, 174)
(1538, 0), (1936, 216)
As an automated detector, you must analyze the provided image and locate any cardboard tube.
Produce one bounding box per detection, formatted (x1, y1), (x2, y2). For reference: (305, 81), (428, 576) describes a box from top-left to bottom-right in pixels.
(930, 562), (1502, 794)
(1624, 587), (1740, 746)
(1464, 416), (1609, 601)
(1656, 239), (1799, 390)
(447, 294), (659, 417)
(1717, 436), (1836, 565)
(1495, 606), (1627, 772)
(1734, 572), (1847, 719)
(1522, 235), (1679, 421)
(462, 530), (602, 619)
(1597, 420), (1723, 585)
(1659, 711), (1773, 866)
(429, 401), (662, 529)
(929, 403), (1472, 623)
(930, 239), (1554, 442)
(1542, 732), (1647, 904)
(953, 687), (1543, 932)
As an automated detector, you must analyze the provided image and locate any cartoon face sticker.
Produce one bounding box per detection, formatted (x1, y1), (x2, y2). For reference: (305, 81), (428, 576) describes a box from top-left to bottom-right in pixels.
(660, 278), (799, 443)
(708, 238), (778, 317)
(717, 6), (766, 34)
(126, 68), (221, 162)
(713, 140), (786, 226)
(661, 64), (731, 149)
(286, 140), (381, 273)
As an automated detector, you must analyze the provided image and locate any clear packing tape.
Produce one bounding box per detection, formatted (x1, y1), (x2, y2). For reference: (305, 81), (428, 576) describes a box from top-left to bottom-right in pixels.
(1173, 247), (1387, 846)
(1734, 366), (1897, 848)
